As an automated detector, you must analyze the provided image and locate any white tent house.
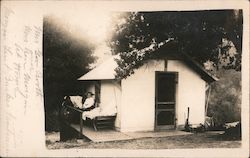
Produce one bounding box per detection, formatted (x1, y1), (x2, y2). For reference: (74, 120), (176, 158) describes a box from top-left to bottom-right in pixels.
(78, 45), (218, 132)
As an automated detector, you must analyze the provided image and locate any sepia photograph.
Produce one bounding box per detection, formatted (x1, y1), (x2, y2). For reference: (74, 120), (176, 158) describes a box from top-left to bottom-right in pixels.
(43, 9), (243, 150)
(1, 0), (249, 157)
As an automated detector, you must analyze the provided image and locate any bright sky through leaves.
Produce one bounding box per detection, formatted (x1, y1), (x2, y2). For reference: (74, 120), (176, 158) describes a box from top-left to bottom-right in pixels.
(46, 7), (116, 66)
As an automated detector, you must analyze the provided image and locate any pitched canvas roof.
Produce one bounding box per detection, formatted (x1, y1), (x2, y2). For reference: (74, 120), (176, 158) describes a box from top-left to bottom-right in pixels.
(78, 52), (218, 83)
(78, 55), (119, 80)
(180, 53), (218, 83)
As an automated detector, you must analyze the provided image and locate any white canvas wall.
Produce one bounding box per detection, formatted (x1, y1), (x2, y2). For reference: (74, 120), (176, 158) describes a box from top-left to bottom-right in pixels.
(120, 59), (206, 132)
(85, 58), (206, 132)
(167, 60), (206, 127)
(120, 60), (165, 132)
(100, 81), (122, 130)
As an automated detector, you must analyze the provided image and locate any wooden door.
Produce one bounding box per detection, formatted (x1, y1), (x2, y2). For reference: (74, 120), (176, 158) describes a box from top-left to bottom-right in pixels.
(155, 72), (178, 130)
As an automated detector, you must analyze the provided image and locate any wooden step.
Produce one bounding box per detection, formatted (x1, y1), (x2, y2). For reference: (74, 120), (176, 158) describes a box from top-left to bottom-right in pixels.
(95, 116), (116, 120)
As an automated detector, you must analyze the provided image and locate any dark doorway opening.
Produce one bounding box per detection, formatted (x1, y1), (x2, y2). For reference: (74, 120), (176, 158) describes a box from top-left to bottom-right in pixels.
(155, 72), (178, 130)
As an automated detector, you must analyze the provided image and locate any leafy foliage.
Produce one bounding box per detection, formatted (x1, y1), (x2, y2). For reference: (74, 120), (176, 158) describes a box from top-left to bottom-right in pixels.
(43, 16), (96, 130)
(207, 69), (241, 125)
(109, 10), (243, 125)
(109, 10), (243, 79)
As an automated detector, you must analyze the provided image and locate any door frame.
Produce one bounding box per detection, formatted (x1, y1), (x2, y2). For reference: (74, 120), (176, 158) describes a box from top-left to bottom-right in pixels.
(154, 71), (178, 131)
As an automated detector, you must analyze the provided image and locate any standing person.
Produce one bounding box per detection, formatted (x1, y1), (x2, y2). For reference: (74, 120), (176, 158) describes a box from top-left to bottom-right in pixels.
(82, 92), (95, 111)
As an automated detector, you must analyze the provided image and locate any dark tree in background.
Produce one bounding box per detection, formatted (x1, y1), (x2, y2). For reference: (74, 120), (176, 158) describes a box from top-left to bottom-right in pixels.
(109, 10), (243, 125)
(207, 69), (241, 126)
(109, 10), (242, 79)
(43, 16), (96, 131)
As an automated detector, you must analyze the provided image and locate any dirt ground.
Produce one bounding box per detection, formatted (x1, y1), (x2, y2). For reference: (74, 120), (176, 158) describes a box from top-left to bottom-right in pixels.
(46, 131), (241, 149)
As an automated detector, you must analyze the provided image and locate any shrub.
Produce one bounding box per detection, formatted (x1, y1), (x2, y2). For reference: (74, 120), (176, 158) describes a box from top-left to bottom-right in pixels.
(207, 69), (241, 126)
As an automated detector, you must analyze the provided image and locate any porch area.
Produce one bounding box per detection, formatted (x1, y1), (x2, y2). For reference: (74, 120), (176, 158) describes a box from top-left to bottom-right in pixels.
(69, 123), (192, 142)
